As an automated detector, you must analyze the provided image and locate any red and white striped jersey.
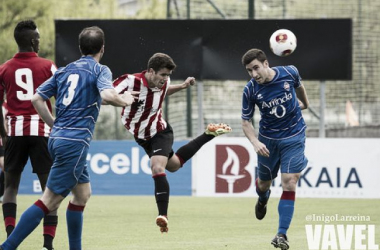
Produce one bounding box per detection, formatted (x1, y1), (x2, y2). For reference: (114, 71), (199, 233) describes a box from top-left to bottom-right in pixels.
(113, 71), (170, 140)
(0, 52), (56, 137)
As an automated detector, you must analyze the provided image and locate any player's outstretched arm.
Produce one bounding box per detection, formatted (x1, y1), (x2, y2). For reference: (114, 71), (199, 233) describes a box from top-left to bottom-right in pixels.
(101, 88), (137, 107)
(167, 77), (196, 96)
(31, 94), (55, 128)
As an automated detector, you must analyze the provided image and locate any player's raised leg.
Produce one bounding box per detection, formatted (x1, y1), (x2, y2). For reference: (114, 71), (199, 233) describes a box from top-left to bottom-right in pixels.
(167, 123), (232, 172)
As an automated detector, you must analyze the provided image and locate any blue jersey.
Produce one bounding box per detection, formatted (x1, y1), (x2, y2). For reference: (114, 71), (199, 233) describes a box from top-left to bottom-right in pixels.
(37, 56), (113, 145)
(242, 65), (306, 139)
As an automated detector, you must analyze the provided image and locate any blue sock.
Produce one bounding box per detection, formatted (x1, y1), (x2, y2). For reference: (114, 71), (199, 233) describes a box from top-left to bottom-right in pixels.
(278, 191), (295, 235)
(66, 202), (85, 250)
(1, 200), (49, 250)
(255, 178), (271, 203)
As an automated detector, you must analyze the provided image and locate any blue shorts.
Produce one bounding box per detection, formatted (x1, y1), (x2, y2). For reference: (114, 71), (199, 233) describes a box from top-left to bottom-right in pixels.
(46, 138), (90, 197)
(257, 132), (308, 181)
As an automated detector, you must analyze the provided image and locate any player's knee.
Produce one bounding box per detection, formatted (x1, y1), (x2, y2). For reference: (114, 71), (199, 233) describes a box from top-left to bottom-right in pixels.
(72, 192), (91, 206)
(281, 174), (299, 191)
(151, 165), (166, 175)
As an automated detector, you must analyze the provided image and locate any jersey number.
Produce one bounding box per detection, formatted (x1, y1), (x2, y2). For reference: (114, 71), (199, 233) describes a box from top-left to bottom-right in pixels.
(15, 68), (34, 101)
(63, 74), (79, 106)
(269, 105), (286, 118)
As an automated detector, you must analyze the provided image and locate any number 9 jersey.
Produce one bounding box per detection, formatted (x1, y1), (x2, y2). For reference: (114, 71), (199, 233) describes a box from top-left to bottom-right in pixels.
(36, 56), (114, 145)
(0, 52), (56, 137)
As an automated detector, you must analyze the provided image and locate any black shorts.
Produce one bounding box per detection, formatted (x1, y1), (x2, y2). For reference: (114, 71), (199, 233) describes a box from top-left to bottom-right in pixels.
(0, 145), (4, 157)
(136, 124), (174, 159)
(4, 136), (52, 174)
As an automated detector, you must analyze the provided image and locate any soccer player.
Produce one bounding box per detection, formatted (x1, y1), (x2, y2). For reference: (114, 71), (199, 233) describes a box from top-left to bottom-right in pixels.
(0, 20), (58, 250)
(113, 52), (232, 233)
(241, 49), (309, 250)
(0, 26), (135, 250)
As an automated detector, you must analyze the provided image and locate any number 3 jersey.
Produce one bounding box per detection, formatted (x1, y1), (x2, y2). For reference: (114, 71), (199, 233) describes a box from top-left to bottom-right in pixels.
(36, 56), (113, 145)
(0, 52), (56, 136)
(241, 65), (306, 139)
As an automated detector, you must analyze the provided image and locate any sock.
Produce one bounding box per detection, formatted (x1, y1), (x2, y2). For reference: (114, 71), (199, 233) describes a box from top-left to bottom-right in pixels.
(255, 178), (270, 203)
(66, 202), (85, 250)
(0, 171), (4, 196)
(278, 191), (295, 235)
(175, 133), (214, 166)
(2, 203), (17, 237)
(2, 200), (49, 249)
(153, 173), (170, 216)
(43, 215), (58, 250)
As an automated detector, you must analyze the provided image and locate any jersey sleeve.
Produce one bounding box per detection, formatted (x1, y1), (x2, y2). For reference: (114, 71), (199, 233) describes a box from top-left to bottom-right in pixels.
(288, 65), (302, 88)
(36, 75), (57, 100)
(113, 74), (134, 94)
(97, 66), (114, 91)
(241, 84), (255, 121)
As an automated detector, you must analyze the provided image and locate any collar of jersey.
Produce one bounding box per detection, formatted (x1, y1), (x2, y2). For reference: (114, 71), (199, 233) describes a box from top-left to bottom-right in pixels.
(141, 70), (149, 88)
(14, 52), (38, 58)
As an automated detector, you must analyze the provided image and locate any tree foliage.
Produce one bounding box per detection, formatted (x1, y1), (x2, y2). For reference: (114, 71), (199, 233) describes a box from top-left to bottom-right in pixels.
(0, 0), (127, 62)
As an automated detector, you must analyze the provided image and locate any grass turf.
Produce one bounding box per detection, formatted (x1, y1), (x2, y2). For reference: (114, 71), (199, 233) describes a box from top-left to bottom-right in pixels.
(0, 195), (379, 249)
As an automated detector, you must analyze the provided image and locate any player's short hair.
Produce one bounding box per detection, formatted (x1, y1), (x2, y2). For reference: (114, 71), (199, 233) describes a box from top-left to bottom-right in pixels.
(14, 20), (38, 48)
(241, 49), (267, 66)
(147, 53), (176, 72)
(79, 26), (105, 56)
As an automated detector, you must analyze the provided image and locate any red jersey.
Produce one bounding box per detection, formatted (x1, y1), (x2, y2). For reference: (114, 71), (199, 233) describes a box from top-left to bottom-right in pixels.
(113, 71), (169, 140)
(0, 52), (56, 136)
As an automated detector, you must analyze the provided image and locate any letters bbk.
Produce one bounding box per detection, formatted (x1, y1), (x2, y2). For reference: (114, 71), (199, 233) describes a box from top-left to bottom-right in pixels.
(305, 224), (378, 250)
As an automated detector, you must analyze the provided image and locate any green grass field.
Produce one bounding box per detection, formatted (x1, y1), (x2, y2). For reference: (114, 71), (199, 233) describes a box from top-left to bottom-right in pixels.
(0, 196), (379, 250)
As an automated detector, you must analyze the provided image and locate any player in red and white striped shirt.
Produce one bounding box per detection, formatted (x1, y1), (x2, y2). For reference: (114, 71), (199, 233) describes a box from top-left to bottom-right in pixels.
(113, 53), (232, 233)
(0, 20), (58, 250)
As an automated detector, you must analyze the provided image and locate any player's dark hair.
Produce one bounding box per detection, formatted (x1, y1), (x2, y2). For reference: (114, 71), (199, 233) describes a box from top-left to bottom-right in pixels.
(241, 49), (267, 66)
(147, 53), (176, 72)
(14, 20), (38, 48)
(79, 26), (105, 56)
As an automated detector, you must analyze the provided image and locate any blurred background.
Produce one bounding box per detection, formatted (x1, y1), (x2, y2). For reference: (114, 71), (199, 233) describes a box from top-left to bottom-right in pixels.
(1, 0), (379, 140)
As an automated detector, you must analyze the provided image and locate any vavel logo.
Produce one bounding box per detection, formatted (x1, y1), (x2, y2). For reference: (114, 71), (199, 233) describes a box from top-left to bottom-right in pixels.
(215, 145), (252, 194)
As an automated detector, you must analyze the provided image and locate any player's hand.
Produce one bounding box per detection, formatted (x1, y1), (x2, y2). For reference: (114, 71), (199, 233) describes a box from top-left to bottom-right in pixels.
(129, 91), (140, 100)
(1, 136), (7, 148)
(121, 91), (136, 106)
(298, 99), (305, 110)
(183, 77), (196, 88)
(253, 141), (270, 157)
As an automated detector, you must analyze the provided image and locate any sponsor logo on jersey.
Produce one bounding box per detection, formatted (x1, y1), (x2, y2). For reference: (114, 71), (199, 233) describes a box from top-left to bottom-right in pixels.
(262, 92), (293, 109)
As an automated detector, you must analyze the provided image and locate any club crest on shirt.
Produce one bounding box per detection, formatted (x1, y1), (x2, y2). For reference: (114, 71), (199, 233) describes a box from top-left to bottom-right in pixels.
(257, 94), (263, 100)
(135, 100), (145, 109)
(283, 82), (290, 91)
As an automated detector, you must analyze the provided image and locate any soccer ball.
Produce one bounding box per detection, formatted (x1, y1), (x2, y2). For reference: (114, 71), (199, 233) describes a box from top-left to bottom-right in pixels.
(269, 29), (297, 57)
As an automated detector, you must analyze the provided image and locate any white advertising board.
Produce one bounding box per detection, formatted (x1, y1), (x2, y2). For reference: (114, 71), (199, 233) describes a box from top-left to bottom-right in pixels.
(192, 138), (380, 198)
